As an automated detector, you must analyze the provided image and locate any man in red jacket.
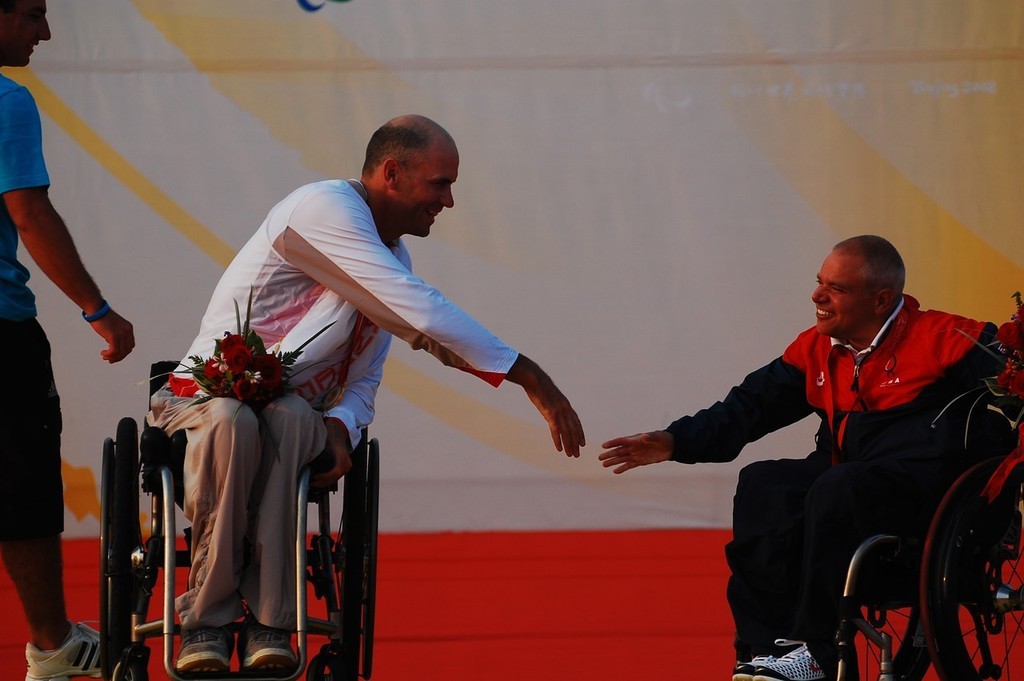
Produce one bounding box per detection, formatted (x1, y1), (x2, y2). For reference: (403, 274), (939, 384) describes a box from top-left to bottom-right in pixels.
(600, 235), (1013, 681)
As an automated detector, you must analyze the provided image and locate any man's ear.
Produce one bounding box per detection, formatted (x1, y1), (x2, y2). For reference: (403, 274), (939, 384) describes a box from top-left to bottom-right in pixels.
(381, 158), (401, 189)
(874, 288), (896, 315)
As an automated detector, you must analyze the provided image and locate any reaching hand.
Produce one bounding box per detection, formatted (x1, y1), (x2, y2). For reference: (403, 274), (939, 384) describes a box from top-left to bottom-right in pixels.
(526, 377), (586, 458)
(506, 354), (586, 457)
(599, 431), (674, 474)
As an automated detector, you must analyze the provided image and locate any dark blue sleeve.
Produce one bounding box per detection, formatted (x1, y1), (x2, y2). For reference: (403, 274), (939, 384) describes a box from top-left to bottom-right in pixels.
(948, 322), (1005, 389)
(665, 356), (814, 463)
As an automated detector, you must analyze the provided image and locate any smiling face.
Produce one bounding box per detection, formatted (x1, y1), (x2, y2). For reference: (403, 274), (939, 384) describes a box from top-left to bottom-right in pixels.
(0, 0), (50, 68)
(811, 247), (895, 350)
(386, 136), (458, 239)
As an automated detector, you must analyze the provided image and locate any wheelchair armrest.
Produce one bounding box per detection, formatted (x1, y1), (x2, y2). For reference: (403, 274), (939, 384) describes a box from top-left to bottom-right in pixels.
(149, 360), (179, 397)
(139, 426), (170, 494)
(139, 425), (186, 507)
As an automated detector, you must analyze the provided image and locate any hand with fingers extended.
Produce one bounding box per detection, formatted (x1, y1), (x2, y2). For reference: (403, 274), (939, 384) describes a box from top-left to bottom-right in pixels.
(599, 431), (674, 474)
(505, 353), (586, 458)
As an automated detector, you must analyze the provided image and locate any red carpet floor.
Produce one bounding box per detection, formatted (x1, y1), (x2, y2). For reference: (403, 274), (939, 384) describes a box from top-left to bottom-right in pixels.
(1, 529), (732, 680)
(0, 529), (941, 680)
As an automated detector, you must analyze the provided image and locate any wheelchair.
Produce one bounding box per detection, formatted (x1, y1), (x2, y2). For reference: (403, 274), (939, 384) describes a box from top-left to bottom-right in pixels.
(835, 455), (1024, 681)
(96, 363), (380, 681)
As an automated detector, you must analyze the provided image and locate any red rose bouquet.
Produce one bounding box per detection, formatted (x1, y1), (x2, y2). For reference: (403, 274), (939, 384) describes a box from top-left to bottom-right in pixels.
(187, 330), (290, 410)
(182, 290), (331, 411)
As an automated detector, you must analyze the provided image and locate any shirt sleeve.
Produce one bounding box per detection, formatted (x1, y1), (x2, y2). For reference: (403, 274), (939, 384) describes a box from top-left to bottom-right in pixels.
(274, 185), (519, 385)
(665, 356), (813, 463)
(324, 321), (393, 449)
(0, 86), (49, 194)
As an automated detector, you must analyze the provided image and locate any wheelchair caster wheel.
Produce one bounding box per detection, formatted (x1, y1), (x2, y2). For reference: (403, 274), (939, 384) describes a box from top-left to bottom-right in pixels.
(307, 643), (347, 681)
(111, 646), (150, 681)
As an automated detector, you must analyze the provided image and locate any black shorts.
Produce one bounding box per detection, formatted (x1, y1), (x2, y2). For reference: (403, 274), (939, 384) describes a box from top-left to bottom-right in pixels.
(0, 318), (64, 541)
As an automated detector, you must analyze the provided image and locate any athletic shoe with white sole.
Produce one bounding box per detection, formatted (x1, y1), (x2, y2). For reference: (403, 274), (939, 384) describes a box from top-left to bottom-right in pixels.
(25, 621), (102, 681)
(175, 627), (233, 673)
(733, 655), (777, 681)
(239, 620), (297, 671)
(752, 643), (825, 681)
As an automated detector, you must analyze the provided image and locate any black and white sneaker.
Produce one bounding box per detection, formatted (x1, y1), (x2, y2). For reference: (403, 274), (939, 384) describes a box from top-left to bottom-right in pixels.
(25, 621), (102, 681)
(752, 642), (825, 681)
(733, 654), (776, 681)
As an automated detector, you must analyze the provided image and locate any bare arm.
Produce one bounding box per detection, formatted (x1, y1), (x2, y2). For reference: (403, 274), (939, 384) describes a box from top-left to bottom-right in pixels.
(4, 186), (134, 362)
(504, 353), (586, 457)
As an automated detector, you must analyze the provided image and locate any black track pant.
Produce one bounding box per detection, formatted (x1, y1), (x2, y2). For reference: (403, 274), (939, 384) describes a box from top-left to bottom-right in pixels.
(726, 449), (958, 669)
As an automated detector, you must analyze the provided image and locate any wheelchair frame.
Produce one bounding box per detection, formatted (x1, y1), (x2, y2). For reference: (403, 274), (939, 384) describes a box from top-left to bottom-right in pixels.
(835, 456), (1024, 681)
(98, 410), (379, 681)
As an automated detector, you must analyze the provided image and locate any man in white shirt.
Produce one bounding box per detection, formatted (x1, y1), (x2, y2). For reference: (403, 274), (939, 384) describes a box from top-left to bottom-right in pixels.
(150, 114), (585, 673)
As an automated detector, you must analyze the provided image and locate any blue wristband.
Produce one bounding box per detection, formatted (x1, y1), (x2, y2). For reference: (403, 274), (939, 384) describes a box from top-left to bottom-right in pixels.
(82, 300), (110, 322)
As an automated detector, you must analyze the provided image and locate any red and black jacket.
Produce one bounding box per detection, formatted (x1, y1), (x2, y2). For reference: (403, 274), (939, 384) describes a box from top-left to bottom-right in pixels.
(666, 296), (1012, 465)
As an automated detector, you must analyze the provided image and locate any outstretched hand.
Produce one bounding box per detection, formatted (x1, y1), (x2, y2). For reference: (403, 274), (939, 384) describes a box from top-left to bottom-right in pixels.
(599, 431), (674, 474)
(506, 354), (586, 457)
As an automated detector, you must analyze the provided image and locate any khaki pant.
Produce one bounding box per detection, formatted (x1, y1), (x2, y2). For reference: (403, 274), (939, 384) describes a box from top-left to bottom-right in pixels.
(148, 390), (326, 630)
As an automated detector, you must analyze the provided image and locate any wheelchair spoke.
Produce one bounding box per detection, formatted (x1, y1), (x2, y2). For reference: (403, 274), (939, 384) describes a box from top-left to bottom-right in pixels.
(837, 537), (930, 681)
(923, 459), (1024, 680)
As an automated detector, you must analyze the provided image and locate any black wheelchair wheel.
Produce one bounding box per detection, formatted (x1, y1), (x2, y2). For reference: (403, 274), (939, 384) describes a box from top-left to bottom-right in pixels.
(921, 457), (1024, 680)
(362, 438), (380, 678)
(98, 435), (115, 677)
(839, 535), (932, 681)
(843, 603), (931, 681)
(99, 417), (140, 679)
(887, 606), (932, 681)
(338, 436), (380, 680)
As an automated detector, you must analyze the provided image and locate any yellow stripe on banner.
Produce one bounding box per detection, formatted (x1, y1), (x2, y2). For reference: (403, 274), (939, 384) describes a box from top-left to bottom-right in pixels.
(724, 18), (1023, 323)
(131, 0), (413, 187)
(7, 68), (236, 268)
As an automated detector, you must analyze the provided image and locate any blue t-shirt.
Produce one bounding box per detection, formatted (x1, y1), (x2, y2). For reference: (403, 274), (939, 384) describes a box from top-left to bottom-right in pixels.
(0, 73), (48, 321)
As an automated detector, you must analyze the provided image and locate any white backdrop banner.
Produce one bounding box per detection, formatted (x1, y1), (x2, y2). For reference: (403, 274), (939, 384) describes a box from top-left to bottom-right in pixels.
(15, 1), (1023, 536)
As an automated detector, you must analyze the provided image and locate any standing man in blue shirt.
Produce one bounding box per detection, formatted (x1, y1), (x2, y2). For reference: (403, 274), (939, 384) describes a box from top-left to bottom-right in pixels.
(0, 2), (135, 679)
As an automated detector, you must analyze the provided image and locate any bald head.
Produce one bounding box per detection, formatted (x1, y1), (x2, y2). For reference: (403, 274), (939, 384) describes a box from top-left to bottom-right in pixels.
(361, 115), (456, 177)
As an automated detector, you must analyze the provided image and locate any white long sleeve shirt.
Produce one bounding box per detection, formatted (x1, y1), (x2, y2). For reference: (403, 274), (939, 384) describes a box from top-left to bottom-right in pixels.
(174, 179), (518, 447)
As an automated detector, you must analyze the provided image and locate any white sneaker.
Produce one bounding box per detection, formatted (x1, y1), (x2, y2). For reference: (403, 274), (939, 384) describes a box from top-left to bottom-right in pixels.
(25, 621), (102, 681)
(752, 642), (825, 681)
